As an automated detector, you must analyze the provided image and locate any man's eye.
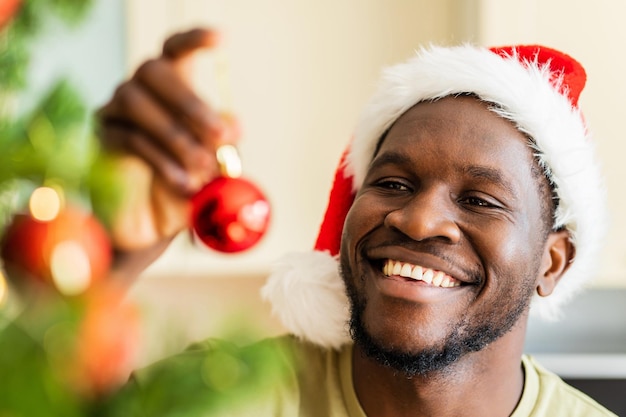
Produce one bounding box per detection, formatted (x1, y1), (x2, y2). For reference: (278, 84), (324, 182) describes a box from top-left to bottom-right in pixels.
(461, 196), (496, 208)
(376, 180), (410, 191)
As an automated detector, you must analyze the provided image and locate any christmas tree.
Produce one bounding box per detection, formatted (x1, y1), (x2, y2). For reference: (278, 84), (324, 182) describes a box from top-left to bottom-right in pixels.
(0, 2), (285, 415)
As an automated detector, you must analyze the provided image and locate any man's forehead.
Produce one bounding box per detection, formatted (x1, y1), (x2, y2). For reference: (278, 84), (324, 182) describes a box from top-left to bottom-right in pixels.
(374, 95), (530, 157)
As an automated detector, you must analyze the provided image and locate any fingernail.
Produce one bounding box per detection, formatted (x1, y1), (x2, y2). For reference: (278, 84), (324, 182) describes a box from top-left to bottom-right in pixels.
(216, 112), (241, 143)
(186, 175), (205, 194)
(199, 112), (226, 141)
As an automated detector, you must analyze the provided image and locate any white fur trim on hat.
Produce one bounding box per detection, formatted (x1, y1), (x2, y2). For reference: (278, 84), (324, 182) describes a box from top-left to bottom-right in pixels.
(261, 251), (351, 349)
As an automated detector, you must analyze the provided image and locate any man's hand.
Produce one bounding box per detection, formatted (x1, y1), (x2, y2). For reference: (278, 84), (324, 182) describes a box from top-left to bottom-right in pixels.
(98, 28), (238, 269)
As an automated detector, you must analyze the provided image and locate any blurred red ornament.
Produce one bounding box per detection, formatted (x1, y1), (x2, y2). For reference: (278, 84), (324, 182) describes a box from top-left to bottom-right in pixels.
(191, 176), (270, 253)
(0, 206), (112, 295)
(0, 0), (21, 28)
(74, 286), (141, 396)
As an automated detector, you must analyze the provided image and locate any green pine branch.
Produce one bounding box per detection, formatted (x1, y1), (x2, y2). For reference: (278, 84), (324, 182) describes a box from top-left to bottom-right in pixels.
(0, 0), (123, 230)
(0, 0), (94, 91)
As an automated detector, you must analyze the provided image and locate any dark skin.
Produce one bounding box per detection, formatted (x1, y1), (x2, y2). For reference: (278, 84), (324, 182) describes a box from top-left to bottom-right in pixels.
(102, 29), (575, 416)
(340, 97), (574, 416)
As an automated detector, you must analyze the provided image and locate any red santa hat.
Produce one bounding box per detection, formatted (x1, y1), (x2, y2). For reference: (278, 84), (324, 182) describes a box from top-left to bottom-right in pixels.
(262, 44), (608, 349)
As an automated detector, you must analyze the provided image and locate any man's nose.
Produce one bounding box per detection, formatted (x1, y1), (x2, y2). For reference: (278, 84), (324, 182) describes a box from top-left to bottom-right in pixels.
(383, 186), (461, 244)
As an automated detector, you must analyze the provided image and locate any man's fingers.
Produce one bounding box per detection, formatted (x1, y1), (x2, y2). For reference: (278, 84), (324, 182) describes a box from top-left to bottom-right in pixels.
(104, 80), (216, 177)
(133, 58), (227, 148)
(125, 129), (195, 195)
(97, 26), (234, 200)
(107, 154), (189, 252)
(162, 28), (219, 60)
(129, 129), (218, 195)
(102, 124), (217, 196)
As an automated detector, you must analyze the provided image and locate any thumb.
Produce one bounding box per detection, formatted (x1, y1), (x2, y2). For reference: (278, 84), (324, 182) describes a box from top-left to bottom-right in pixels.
(162, 27), (220, 59)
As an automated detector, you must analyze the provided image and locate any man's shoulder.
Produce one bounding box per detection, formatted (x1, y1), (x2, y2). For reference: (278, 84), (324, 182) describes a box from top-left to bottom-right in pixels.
(521, 355), (617, 417)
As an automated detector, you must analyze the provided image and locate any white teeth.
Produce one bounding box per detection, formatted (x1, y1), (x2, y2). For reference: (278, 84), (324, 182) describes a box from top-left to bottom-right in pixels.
(383, 259), (460, 288)
(441, 275), (451, 288)
(422, 269), (434, 284)
(410, 265), (423, 280)
(432, 271), (444, 287)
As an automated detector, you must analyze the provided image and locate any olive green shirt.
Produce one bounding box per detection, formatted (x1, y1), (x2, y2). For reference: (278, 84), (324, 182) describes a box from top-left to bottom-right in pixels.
(133, 335), (616, 416)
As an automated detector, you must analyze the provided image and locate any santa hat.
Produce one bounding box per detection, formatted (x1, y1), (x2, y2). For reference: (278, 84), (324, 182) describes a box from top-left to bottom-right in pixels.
(262, 44), (608, 349)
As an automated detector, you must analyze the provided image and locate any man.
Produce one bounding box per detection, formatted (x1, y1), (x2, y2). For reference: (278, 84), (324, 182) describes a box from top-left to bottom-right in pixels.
(101, 28), (614, 416)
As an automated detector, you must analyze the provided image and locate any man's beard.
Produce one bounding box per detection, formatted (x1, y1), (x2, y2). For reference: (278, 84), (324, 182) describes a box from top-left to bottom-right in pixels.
(342, 261), (536, 378)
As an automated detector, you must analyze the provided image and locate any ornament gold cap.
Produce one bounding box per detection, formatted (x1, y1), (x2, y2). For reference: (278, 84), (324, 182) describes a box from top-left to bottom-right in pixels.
(216, 144), (242, 178)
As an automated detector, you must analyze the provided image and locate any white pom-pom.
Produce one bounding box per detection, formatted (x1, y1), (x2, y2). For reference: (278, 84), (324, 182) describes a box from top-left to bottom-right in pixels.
(261, 251), (351, 349)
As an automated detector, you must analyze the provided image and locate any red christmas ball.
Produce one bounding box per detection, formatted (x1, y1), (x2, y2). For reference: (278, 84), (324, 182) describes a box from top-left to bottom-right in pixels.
(0, 206), (112, 295)
(191, 176), (270, 253)
(74, 286), (141, 396)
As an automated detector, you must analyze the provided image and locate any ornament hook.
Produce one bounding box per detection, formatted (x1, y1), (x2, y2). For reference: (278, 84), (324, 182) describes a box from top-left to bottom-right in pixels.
(216, 144), (242, 178)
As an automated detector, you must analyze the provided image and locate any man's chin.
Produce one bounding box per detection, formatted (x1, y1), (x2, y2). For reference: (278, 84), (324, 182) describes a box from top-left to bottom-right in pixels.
(350, 312), (466, 378)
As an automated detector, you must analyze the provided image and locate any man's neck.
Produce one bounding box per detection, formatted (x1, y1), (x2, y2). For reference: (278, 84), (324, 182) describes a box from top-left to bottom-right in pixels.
(351, 327), (527, 417)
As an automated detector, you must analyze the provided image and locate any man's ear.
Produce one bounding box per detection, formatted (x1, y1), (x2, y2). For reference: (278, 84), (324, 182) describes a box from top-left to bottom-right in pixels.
(537, 229), (576, 297)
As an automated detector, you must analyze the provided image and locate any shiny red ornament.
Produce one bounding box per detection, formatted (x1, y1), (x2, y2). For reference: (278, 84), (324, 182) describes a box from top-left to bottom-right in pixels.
(191, 176), (270, 253)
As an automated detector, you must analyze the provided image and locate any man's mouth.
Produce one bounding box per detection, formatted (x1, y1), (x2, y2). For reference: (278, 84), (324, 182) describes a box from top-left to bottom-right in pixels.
(382, 259), (461, 288)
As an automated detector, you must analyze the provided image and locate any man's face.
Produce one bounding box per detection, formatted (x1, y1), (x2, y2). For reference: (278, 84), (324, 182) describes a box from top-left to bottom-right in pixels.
(340, 96), (550, 376)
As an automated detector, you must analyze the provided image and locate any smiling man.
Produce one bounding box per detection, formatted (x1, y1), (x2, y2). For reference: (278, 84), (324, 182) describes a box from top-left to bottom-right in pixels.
(345, 95), (556, 375)
(101, 30), (614, 416)
(340, 96), (572, 415)
(262, 45), (613, 416)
